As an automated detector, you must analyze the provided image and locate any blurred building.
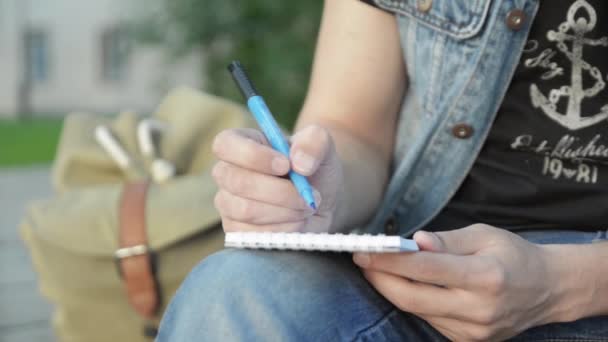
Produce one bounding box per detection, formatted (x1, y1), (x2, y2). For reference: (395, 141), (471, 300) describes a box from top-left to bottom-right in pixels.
(0, 0), (203, 118)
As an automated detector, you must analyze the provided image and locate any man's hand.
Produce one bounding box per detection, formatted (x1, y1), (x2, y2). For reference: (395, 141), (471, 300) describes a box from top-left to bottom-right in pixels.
(212, 125), (343, 233)
(353, 224), (562, 341)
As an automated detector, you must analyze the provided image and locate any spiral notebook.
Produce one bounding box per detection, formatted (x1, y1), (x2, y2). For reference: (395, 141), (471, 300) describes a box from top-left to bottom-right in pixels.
(225, 232), (419, 253)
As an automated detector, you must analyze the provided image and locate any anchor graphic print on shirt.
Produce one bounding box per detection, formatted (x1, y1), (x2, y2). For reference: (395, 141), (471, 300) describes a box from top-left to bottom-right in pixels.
(527, 0), (608, 131)
(426, 0), (608, 231)
(510, 0), (608, 185)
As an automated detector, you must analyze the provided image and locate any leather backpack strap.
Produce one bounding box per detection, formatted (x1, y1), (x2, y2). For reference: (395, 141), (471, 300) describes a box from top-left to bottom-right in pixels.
(115, 182), (160, 322)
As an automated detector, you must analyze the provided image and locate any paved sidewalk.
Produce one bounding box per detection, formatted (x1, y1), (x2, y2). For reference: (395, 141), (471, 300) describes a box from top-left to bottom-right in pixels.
(0, 166), (55, 342)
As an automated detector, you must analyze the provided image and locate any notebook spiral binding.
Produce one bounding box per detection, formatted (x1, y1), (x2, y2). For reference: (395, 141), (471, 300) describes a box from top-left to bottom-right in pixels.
(225, 232), (418, 253)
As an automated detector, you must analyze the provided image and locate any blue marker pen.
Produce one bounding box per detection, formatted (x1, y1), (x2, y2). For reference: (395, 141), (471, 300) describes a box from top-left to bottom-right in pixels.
(228, 61), (317, 209)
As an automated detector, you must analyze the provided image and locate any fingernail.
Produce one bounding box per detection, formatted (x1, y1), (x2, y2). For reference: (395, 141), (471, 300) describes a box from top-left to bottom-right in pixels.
(414, 230), (430, 241)
(272, 157), (290, 174)
(312, 189), (322, 209)
(353, 253), (370, 268)
(293, 151), (316, 174)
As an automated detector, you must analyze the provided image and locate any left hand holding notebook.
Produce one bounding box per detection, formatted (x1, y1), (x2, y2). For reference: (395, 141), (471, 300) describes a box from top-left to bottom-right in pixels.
(355, 225), (559, 341)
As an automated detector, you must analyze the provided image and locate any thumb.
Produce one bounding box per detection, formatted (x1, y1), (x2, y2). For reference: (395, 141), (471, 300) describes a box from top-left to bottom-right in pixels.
(290, 125), (343, 214)
(290, 125), (333, 176)
(413, 225), (488, 255)
(412, 231), (445, 252)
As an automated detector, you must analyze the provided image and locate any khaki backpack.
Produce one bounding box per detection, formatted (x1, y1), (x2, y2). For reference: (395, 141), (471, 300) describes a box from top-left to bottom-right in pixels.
(21, 87), (255, 342)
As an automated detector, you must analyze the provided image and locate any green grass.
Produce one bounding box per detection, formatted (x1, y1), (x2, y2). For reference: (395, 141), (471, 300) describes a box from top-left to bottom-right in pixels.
(0, 118), (63, 167)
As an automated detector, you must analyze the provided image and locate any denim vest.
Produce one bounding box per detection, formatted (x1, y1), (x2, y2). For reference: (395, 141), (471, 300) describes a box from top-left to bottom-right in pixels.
(365, 0), (541, 236)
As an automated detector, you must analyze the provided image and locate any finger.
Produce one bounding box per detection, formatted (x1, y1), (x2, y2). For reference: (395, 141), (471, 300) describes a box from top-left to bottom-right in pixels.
(422, 316), (496, 342)
(419, 317), (462, 342)
(214, 190), (314, 225)
(414, 224), (499, 255)
(420, 316), (488, 341)
(354, 252), (485, 289)
(212, 128), (291, 176)
(362, 270), (464, 319)
(212, 161), (314, 210)
(290, 125), (333, 176)
(220, 217), (306, 233)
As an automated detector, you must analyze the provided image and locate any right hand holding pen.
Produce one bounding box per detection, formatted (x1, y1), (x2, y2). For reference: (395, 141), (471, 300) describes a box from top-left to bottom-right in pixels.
(212, 125), (343, 233)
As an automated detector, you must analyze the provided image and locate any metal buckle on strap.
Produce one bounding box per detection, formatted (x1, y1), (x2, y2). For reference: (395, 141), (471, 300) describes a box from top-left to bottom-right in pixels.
(114, 244), (156, 279)
(114, 244), (149, 259)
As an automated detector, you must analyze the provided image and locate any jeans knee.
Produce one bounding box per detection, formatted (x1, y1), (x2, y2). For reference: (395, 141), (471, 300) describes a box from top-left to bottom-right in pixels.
(167, 249), (276, 313)
(158, 249), (390, 341)
(157, 250), (244, 340)
(182, 249), (296, 300)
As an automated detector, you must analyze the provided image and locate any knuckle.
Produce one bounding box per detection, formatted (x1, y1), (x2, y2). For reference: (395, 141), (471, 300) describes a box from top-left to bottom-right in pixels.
(213, 191), (224, 212)
(211, 162), (224, 185)
(470, 223), (490, 232)
(212, 130), (231, 157)
(476, 306), (500, 325)
(483, 263), (507, 294)
(412, 258), (436, 280)
(394, 295), (417, 312)
(232, 197), (255, 221)
(469, 326), (494, 341)
(242, 140), (265, 167)
(308, 125), (331, 148)
(227, 171), (250, 195)
(242, 128), (266, 143)
(295, 125), (330, 146)
(308, 124), (328, 139)
(471, 223), (501, 237)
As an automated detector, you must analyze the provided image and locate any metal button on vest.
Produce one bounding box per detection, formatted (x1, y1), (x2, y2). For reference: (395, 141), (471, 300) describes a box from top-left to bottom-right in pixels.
(417, 0), (432, 13)
(452, 123), (474, 139)
(384, 217), (398, 235)
(506, 9), (526, 31)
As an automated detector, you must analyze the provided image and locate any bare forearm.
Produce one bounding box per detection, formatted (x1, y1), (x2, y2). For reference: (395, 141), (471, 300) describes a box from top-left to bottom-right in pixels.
(293, 0), (405, 231)
(544, 242), (608, 323)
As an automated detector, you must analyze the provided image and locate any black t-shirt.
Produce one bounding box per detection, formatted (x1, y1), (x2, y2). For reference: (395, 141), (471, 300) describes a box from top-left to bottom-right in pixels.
(427, 0), (608, 232)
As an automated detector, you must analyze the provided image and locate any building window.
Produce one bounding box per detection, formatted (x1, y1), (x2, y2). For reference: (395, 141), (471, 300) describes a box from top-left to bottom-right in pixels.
(25, 29), (50, 82)
(101, 27), (130, 82)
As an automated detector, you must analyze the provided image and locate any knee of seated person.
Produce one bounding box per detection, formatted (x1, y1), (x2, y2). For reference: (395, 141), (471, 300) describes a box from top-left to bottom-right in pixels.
(158, 250), (266, 336)
(158, 249), (388, 341)
(164, 249), (312, 315)
(163, 248), (355, 315)
(205, 248), (272, 280)
(176, 249), (268, 299)
(158, 249), (329, 339)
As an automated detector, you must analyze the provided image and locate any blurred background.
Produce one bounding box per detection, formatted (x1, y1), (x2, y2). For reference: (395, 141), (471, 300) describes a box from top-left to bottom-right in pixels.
(0, 0), (322, 340)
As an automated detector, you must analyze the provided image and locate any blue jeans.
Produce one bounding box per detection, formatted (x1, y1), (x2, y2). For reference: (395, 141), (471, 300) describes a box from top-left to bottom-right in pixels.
(157, 230), (608, 341)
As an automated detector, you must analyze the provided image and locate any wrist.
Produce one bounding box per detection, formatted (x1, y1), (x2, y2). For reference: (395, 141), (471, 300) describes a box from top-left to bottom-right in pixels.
(540, 244), (593, 323)
(327, 128), (388, 232)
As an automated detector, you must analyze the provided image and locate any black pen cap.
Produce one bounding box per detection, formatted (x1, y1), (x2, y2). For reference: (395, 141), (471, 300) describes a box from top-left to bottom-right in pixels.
(228, 61), (258, 100)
